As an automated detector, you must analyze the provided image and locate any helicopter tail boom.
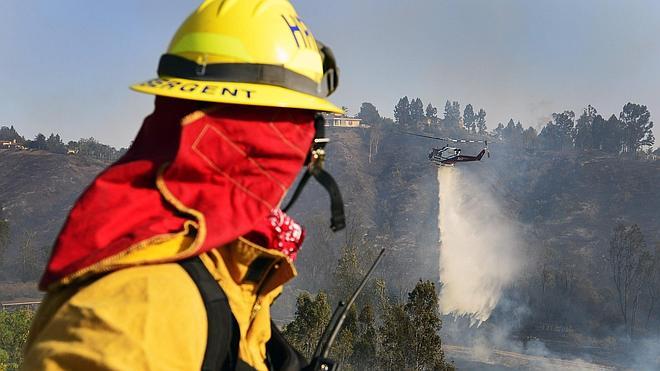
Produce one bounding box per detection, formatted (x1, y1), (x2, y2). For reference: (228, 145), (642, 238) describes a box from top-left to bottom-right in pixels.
(476, 149), (486, 160)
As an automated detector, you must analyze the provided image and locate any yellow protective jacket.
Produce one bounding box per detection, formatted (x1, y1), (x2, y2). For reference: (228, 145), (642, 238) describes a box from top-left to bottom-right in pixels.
(21, 235), (297, 371)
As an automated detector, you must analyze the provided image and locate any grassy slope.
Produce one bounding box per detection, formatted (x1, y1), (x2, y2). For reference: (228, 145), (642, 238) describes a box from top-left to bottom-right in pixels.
(0, 150), (108, 282)
(1, 133), (659, 315)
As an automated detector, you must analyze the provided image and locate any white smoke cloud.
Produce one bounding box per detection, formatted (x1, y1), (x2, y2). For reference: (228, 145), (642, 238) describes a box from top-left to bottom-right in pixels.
(436, 166), (659, 370)
(437, 166), (523, 324)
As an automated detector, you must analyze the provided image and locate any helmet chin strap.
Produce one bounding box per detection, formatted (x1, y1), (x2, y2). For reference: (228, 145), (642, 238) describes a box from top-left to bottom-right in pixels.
(282, 114), (346, 232)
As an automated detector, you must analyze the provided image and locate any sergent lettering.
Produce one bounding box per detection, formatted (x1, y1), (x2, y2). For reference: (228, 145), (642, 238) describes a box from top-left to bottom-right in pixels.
(180, 83), (199, 92)
(201, 85), (218, 95)
(221, 88), (238, 97)
(148, 80), (253, 99)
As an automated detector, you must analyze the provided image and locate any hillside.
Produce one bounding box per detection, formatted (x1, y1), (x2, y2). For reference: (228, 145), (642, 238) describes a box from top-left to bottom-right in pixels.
(278, 127), (660, 345)
(0, 150), (108, 284)
(280, 127), (441, 299)
(1, 129), (659, 347)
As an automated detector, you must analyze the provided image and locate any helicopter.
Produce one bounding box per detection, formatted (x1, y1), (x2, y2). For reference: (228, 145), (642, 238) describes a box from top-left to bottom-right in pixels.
(400, 131), (489, 167)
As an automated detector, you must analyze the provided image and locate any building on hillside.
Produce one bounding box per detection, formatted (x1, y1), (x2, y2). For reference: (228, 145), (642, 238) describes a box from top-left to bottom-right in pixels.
(323, 113), (365, 128)
(0, 139), (27, 150)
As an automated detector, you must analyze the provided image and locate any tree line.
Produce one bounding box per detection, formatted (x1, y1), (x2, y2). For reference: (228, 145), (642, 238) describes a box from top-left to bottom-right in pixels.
(359, 97), (657, 158)
(0, 125), (127, 161)
(391, 97), (487, 134)
(489, 104), (656, 158)
(535, 104), (655, 156)
(283, 241), (454, 371)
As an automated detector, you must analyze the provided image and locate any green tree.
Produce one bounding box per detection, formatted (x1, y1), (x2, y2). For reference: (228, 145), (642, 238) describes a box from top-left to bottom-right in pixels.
(374, 278), (389, 318)
(608, 224), (652, 339)
(330, 306), (358, 366)
(595, 114), (624, 154)
(522, 127), (538, 151)
(45, 134), (66, 154)
(591, 113), (613, 152)
(443, 101), (461, 131)
(494, 122), (504, 138)
(604, 114), (624, 154)
(463, 104), (476, 133)
(350, 305), (378, 369)
(0, 126), (25, 143)
(378, 281), (454, 370)
(282, 291), (332, 359)
(410, 98), (425, 128)
(333, 243), (362, 303)
(502, 119), (515, 140)
(405, 280), (452, 370)
(554, 111), (575, 150)
(357, 102), (381, 126)
(0, 308), (35, 371)
(574, 105), (597, 151)
(73, 137), (123, 161)
(394, 97), (412, 128)
(539, 111), (575, 151)
(425, 103), (438, 126)
(378, 301), (411, 369)
(476, 108), (487, 134)
(502, 119), (523, 145)
(27, 134), (47, 150)
(619, 102), (655, 156)
(514, 121), (524, 145)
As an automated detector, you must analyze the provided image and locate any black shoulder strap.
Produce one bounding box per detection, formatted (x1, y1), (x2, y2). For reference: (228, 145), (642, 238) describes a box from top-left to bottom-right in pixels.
(281, 114), (345, 232)
(267, 321), (309, 371)
(179, 257), (244, 371)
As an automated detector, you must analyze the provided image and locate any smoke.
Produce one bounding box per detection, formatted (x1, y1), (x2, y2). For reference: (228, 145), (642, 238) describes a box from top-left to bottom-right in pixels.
(437, 166), (523, 324)
(433, 153), (660, 370)
(441, 303), (617, 370)
(443, 319), (659, 370)
(626, 335), (660, 370)
(445, 338), (617, 370)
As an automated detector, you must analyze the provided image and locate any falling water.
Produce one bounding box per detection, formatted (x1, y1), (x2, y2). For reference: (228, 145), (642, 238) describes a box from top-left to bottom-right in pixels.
(437, 166), (523, 325)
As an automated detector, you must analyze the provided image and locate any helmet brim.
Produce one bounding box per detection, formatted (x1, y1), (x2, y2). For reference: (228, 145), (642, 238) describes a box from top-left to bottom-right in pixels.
(130, 77), (343, 114)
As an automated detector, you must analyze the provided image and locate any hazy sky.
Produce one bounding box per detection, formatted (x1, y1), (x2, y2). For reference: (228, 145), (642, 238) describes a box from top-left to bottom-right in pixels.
(2, 0), (659, 148)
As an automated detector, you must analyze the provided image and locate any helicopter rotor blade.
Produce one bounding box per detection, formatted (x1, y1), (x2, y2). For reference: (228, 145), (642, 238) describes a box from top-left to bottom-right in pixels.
(398, 130), (453, 142)
(398, 130), (487, 144)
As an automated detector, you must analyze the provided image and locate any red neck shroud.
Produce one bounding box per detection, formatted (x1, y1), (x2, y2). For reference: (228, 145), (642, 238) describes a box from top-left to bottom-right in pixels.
(39, 98), (315, 290)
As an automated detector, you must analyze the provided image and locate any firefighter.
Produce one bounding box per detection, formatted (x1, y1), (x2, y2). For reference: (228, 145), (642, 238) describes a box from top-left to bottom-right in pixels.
(22, 1), (343, 370)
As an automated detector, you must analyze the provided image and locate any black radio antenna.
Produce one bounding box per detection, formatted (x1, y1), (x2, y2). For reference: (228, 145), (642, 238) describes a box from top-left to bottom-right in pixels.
(307, 248), (386, 370)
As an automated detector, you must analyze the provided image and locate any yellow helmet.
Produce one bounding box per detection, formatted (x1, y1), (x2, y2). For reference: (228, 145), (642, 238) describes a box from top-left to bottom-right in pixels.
(131, 0), (342, 113)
